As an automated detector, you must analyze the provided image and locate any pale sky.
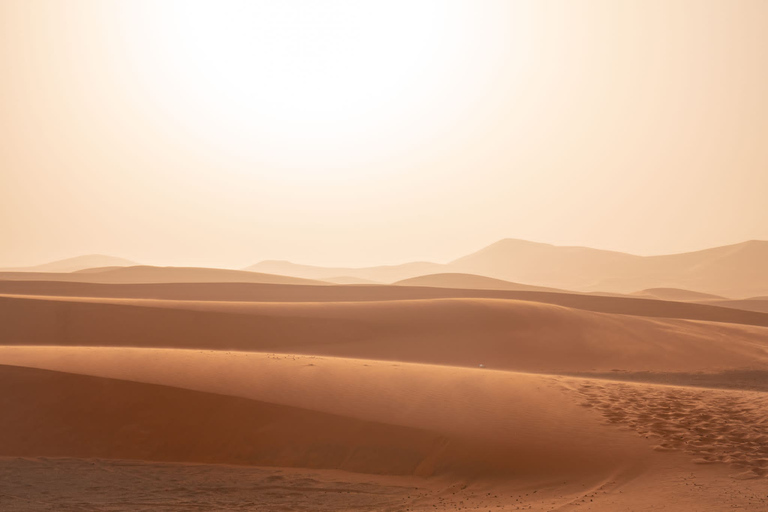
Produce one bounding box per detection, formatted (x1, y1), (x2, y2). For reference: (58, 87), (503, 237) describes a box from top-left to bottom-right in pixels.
(2, 0), (767, 268)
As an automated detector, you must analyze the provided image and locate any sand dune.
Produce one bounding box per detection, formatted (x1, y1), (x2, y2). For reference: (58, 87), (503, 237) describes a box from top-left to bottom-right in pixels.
(2, 263), (767, 509)
(0, 266), (326, 285)
(322, 276), (382, 285)
(699, 298), (768, 314)
(1, 290), (767, 510)
(1, 348), (767, 511)
(0, 363), (444, 475)
(394, 272), (565, 293)
(3, 280), (768, 327)
(633, 287), (725, 301)
(0, 348), (651, 477)
(3, 294), (768, 373)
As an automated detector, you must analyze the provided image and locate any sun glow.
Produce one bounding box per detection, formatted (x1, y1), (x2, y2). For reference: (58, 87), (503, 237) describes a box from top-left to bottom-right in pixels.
(117, 0), (518, 175)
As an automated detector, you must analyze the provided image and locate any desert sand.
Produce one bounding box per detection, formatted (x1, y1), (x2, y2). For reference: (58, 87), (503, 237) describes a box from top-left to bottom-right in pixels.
(0, 281), (767, 511)
(5, 0), (768, 507)
(394, 273), (566, 293)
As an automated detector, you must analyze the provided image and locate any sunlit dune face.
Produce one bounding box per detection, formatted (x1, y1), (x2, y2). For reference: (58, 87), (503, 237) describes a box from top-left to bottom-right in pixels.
(119, 0), (520, 174)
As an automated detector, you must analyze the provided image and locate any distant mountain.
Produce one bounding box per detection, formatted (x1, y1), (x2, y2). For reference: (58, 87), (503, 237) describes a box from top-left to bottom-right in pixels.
(244, 260), (444, 283)
(1, 255), (137, 273)
(450, 239), (641, 291)
(0, 266), (326, 286)
(394, 273), (566, 293)
(448, 239), (768, 298)
(245, 239), (768, 298)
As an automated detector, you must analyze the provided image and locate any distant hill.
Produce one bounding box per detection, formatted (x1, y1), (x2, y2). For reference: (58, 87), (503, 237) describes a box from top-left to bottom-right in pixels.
(450, 239), (640, 291)
(394, 273), (566, 293)
(450, 239), (768, 297)
(1, 255), (137, 273)
(631, 288), (725, 301)
(0, 266), (326, 286)
(588, 240), (768, 298)
(244, 239), (768, 298)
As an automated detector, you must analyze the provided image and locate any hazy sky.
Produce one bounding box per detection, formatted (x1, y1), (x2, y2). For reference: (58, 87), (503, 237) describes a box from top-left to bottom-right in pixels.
(2, 0), (767, 268)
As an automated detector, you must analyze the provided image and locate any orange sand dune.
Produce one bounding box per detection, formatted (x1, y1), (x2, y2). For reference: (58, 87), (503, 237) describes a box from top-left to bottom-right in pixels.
(322, 276), (382, 285)
(0, 266), (326, 285)
(699, 298), (768, 314)
(1, 348), (767, 510)
(394, 272), (566, 293)
(0, 348), (651, 478)
(2, 280), (768, 327)
(0, 364), (443, 475)
(2, 294), (768, 373)
(633, 287), (726, 301)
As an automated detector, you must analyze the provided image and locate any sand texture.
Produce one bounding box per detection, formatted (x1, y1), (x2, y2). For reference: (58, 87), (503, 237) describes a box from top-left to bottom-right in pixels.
(0, 281), (766, 510)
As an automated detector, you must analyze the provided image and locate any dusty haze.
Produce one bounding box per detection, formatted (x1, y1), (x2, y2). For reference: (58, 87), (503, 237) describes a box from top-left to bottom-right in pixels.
(2, 4), (768, 510)
(2, 0), (768, 268)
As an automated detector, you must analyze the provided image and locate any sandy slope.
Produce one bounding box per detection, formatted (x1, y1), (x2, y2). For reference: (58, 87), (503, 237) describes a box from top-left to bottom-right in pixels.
(632, 287), (726, 301)
(1, 285), (767, 510)
(0, 349), (651, 478)
(394, 272), (566, 293)
(2, 294), (768, 372)
(3, 280), (768, 327)
(0, 362), (443, 475)
(0, 349), (767, 511)
(700, 298), (768, 314)
(322, 276), (382, 285)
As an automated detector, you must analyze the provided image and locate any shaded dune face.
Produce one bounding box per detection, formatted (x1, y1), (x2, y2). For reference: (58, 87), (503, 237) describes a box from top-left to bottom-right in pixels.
(1, 295), (768, 372)
(0, 365), (443, 476)
(0, 351), (649, 478)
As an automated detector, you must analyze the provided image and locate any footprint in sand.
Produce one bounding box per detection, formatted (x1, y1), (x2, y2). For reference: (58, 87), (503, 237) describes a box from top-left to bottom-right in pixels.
(574, 381), (768, 479)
